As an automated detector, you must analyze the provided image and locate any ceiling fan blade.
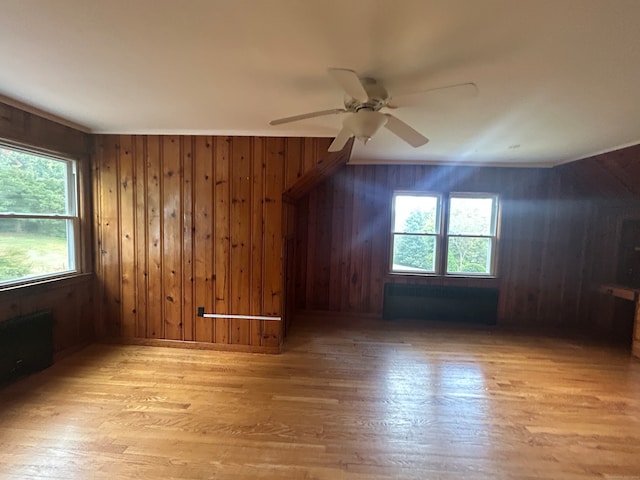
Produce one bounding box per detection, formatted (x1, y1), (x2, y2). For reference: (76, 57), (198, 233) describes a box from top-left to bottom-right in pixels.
(388, 82), (478, 108)
(328, 127), (353, 152)
(384, 114), (429, 148)
(269, 108), (345, 126)
(328, 68), (369, 102)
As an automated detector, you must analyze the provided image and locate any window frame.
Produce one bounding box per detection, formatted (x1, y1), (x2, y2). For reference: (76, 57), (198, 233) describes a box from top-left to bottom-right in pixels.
(444, 192), (499, 277)
(389, 191), (443, 275)
(0, 143), (82, 288)
(390, 191), (500, 278)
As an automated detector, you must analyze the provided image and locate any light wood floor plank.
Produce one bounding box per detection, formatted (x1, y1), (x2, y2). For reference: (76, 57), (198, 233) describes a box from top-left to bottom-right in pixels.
(1, 315), (640, 479)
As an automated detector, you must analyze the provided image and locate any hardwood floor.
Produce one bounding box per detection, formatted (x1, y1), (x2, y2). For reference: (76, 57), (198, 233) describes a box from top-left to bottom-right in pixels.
(1, 315), (640, 479)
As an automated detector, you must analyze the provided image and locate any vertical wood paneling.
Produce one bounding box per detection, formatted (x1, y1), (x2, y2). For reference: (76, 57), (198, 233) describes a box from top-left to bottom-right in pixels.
(340, 169), (355, 311)
(348, 165), (365, 311)
(250, 138), (265, 346)
(294, 196), (309, 312)
(134, 136), (148, 338)
(302, 138), (317, 177)
(304, 176), (318, 308)
(194, 136), (214, 342)
(295, 164), (592, 326)
(328, 171), (345, 311)
(230, 137), (252, 345)
(284, 137), (303, 190)
(162, 136), (183, 340)
(118, 135), (136, 337)
(315, 177), (332, 308)
(359, 166), (376, 310)
(369, 166), (389, 312)
(92, 134), (347, 351)
(146, 136), (163, 338)
(213, 137), (231, 344)
(98, 135), (121, 337)
(182, 138), (194, 341)
(263, 137), (285, 347)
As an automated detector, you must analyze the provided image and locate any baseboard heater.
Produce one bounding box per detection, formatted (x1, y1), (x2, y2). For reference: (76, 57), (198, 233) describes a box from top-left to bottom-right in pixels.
(382, 283), (498, 325)
(0, 310), (54, 384)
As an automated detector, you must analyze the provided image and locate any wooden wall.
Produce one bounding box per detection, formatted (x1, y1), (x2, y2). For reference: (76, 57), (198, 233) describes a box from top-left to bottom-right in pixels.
(3, 95), (639, 349)
(0, 101), (94, 355)
(93, 135), (345, 352)
(294, 163), (592, 327)
(557, 144), (640, 341)
(0, 278), (95, 354)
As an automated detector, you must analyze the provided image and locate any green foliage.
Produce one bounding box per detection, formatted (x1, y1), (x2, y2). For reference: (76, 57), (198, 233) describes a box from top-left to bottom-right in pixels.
(392, 209), (437, 271)
(0, 233), (69, 283)
(0, 245), (32, 281)
(393, 205), (493, 274)
(0, 147), (68, 237)
(393, 234), (436, 271)
(447, 237), (491, 274)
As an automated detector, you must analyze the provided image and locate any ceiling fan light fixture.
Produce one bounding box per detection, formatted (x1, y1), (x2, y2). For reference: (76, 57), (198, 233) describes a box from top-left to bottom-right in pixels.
(344, 110), (388, 145)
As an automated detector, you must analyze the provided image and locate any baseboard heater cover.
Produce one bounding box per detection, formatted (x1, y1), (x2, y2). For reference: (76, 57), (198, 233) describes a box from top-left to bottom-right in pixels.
(196, 307), (281, 321)
(382, 283), (498, 325)
(0, 310), (54, 384)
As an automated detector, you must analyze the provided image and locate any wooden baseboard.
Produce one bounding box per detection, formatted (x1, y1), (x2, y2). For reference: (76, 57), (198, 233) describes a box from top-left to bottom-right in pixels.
(104, 337), (281, 354)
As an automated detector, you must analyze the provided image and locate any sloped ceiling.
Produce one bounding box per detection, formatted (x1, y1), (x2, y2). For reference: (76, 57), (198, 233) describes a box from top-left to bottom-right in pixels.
(1, 0), (639, 166)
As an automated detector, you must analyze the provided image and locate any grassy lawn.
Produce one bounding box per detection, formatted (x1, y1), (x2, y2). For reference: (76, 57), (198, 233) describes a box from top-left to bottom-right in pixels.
(0, 232), (69, 282)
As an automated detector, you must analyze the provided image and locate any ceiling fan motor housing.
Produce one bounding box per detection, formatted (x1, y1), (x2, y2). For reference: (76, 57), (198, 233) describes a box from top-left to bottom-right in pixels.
(344, 77), (390, 112)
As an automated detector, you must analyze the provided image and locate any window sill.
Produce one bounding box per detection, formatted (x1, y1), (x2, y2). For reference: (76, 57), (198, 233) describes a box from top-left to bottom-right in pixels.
(0, 272), (94, 297)
(388, 271), (498, 280)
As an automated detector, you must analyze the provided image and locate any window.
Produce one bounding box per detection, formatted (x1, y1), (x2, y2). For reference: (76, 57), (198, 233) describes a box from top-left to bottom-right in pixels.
(0, 145), (79, 286)
(391, 194), (442, 273)
(446, 194), (498, 275)
(391, 192), (499, 276)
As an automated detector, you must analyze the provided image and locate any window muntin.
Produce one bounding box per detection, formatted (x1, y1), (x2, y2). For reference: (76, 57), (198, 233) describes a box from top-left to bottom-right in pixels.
(390, 192), (499, 277)
(445, 194), (498, 276)
(391, 193), (441, 273)
(0, 145), (79, 286)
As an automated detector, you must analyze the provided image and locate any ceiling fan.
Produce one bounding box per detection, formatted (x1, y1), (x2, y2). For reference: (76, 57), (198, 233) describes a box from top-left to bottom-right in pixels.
(269, 68), (477, 152)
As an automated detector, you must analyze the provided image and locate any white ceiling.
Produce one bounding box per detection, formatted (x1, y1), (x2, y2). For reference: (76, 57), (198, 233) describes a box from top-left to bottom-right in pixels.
(1, 0), (639, 166)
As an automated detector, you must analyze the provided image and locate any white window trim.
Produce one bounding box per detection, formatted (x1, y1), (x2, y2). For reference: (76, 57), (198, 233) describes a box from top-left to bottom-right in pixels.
(0, 144), (81, 287)
(390, 191), (500, 278)
(390, 191), (443, 275)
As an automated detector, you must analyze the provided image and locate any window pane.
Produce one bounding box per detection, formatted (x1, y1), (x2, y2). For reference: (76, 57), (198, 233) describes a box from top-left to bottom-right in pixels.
(448, 197), (495, 235)
(393, 195), (439, 233)
(0, 146), (68, 215)
(446, 237), (492, 274)
(392, 234), (437, 273)
(0, 218), (73, 283)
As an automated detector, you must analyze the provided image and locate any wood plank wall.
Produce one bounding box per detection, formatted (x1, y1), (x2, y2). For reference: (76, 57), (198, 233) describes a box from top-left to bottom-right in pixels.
(294, 164), (592, 327)
(0, 278), (95, 354)
(93, 135), (336, 352)
(0, 101), (94, 355)
(557, 144), (640, 341)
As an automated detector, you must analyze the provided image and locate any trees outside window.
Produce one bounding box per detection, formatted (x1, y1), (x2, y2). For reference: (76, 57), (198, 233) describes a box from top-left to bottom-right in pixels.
(391, 194), (440, 273)
(391, 192), (498, 276)
(0, 145), (78, 285)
